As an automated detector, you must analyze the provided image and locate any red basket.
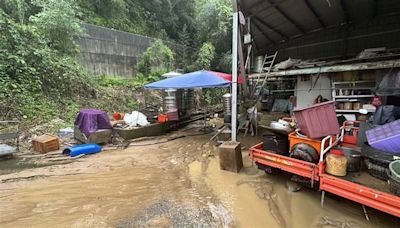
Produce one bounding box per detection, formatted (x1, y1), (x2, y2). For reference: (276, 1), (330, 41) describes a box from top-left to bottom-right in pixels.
(294, 101), (340, 139)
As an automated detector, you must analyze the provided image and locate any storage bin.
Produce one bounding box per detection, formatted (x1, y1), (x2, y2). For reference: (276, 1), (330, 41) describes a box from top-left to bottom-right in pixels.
(293, 101), (340, 139)
(288, 131), (331, 154)
(366, 120), (400, 154)
(32, 135), (60, 153)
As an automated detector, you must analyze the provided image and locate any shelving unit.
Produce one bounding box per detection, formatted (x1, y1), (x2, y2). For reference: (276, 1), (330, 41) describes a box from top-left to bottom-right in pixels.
(332, 80), (376, 113)
(335, 109), (375, 113)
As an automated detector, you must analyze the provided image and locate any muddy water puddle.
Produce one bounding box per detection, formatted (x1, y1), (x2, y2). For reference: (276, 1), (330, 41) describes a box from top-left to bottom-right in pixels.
(189, 151), (400, 228)
(0, 164), (205, 227)
(0, 132), (399, 227)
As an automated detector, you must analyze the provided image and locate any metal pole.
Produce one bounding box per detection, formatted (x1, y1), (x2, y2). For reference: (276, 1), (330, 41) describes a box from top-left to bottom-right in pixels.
(231, 11), (238, 142)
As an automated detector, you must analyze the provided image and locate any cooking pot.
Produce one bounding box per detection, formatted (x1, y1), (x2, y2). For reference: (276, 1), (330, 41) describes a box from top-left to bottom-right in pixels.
(340, 147), (362, 172)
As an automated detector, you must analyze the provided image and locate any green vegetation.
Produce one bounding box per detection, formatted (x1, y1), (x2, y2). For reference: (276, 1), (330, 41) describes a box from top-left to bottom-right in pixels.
(0, 0), (233, 126)
(196, 42), (216, 70)
(30, 0), (82, 55)
(137, 40), (175, 76)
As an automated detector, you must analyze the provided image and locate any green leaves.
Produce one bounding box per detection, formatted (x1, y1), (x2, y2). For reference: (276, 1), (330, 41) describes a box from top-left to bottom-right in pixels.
(30, 0), (82, 56)
(137, 40), (175, 76)
(195, 42), (216, 70)
(0, 12), (92, 121)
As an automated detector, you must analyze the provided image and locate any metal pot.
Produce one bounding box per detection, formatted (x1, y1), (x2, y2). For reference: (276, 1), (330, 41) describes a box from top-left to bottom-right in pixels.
(341, 147), (362, 172)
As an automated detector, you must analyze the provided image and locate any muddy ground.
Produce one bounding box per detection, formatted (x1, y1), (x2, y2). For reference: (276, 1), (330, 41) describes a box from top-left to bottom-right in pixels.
(0, 125), (399, 227)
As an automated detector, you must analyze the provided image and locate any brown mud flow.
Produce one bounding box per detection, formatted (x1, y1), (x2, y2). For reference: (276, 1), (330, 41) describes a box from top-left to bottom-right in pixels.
(0, 131), (399, 227)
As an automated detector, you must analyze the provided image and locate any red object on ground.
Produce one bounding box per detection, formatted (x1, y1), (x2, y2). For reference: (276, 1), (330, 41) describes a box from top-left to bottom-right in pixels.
(158, 114), (169, 123)
(293, 101), (340, 139)
(249, 121), (400, 218)
(342, 120), (360, 145)
(166, 109), (179, 121)
(208, 71), (245, 84)
(113, 112), (124, 120)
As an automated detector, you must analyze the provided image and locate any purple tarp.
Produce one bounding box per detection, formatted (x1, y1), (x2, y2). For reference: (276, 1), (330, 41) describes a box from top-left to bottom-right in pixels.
(75, 109), (112, 137)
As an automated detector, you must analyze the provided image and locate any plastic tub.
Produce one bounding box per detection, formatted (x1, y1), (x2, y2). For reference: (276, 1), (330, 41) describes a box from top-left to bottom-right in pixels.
(366, 120), (400, 154)
(293, 101), (340, 139)
(288, 131), (330, 154)
(63, 144), (102, 157)
(389, 160), (400, 196)
(262, 134), (289, 156)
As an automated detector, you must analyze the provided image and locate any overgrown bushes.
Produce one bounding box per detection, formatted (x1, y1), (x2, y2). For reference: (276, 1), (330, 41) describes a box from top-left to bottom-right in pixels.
(0, 11), (94, 121)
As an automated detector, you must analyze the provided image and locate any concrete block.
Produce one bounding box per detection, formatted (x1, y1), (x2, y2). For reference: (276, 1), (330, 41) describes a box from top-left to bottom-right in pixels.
(219, 142), (243, 173)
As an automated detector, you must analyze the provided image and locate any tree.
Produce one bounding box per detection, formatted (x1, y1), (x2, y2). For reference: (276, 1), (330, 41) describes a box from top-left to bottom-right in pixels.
(137, 40), (175, 75)
(30, 0), (82, 55)
(196, 42), (216, 70)
(0, 0), (28, 24)
(195, 0), (232, 69)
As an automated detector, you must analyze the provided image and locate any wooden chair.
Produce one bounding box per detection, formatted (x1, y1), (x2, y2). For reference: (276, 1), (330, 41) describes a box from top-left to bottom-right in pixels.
(0, 120), (20, 157)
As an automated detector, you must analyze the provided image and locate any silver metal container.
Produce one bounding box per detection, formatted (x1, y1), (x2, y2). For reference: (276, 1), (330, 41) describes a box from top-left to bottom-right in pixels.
(164, 96), (177, 112)
(252, 56), (264, 73)
(183, 89), (194, 115)
(223, 93), (232, 114)
(165, 89), (177, 97)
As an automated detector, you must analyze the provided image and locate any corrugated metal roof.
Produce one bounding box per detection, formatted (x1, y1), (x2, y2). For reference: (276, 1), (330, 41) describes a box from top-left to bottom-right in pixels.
(240, 0), (400, 59)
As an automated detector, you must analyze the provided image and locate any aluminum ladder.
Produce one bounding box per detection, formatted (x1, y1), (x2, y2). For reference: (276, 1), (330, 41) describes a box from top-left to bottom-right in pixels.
(252, 51), (278, 98)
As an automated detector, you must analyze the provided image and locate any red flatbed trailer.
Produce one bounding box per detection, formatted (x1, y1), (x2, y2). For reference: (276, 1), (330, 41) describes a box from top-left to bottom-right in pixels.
(249, 122), (400, 218)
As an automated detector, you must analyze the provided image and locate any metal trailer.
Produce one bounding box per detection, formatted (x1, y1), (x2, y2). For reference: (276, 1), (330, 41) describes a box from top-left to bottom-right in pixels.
(249, 121), (400, 218)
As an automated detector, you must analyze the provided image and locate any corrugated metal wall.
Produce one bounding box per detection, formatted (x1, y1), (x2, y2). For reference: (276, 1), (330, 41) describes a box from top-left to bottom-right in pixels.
(260, 16), (400, 61)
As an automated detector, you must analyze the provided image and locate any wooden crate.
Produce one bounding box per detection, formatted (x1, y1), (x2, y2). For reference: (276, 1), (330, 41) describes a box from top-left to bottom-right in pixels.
(32, 135), (60, 154)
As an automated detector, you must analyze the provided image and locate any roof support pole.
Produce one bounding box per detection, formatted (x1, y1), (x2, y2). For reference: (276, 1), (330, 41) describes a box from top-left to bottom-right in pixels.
(231, 6), (239, 142)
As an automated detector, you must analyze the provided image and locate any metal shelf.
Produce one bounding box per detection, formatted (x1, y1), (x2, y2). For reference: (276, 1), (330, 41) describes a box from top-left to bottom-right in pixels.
(332, 80), (375, 85)
(271, 89), (295, 92)
(334, 95), (374, 99)
(336, 109), (375, 113)
(332, 87), (375, 90)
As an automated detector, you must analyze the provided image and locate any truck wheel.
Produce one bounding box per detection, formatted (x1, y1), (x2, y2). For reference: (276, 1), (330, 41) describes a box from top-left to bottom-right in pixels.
(256, 162), (278, 175)
(290, 143), (319, 163)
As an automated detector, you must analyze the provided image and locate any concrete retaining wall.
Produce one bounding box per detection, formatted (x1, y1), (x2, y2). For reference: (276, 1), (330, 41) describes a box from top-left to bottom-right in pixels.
(77, 23), (180, 77)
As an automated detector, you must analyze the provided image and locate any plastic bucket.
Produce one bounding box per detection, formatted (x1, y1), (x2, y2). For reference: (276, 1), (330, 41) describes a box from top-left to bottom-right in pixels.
(388, 161), (400, 196)
(389, 160), (400, 181)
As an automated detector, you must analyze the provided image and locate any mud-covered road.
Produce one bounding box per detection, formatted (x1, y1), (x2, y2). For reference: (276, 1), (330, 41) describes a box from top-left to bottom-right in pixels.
(0, 129), (399, 227)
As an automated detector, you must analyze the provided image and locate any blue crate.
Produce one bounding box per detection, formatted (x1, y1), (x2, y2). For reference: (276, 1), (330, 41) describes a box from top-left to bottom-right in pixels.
(366, 120), (400, 154)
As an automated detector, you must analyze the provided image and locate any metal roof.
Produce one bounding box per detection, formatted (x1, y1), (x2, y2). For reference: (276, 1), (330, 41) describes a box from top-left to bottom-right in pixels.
(239, 0), (400, 59)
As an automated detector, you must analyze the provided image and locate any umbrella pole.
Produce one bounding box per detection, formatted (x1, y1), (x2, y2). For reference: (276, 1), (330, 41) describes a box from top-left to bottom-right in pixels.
(231, 8), (238, 142)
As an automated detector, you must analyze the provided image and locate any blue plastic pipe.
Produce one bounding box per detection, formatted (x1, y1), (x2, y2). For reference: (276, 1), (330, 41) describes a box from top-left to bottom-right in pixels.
(63, 144), (102, 157)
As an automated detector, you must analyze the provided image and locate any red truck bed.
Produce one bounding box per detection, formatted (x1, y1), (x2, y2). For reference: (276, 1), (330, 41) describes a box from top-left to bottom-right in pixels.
(249, 143), (400, 218)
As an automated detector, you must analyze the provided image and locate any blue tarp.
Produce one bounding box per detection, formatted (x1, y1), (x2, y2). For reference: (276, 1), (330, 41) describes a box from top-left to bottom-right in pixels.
(144, 70), (230, 89)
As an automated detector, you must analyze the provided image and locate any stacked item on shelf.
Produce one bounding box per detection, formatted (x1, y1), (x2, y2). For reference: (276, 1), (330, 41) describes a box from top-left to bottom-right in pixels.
(331, 74), (377, 121)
